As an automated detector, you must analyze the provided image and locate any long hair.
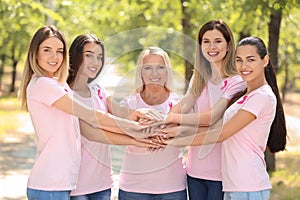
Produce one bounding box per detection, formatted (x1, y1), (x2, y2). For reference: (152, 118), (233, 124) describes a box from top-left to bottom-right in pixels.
(19, 25), (68, 111)
(135, 47), (173, 93)
(230, 36), (287, 153)
(67, 33), (105, 88)
(191, 19), (237, 96)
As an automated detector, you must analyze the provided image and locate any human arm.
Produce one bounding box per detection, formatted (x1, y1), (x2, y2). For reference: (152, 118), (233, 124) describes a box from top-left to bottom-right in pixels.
(165, 97), (228, 126)
(53, 94), (154, 138)
(162, 109), (256, 146)
(79, 120), (163, 148)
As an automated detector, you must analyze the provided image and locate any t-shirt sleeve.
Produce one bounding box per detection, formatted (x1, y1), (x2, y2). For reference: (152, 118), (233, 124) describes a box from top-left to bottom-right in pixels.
(240, 93), (275, 118)
(223, 75), (247, 100)
(29, 77), (67, 106)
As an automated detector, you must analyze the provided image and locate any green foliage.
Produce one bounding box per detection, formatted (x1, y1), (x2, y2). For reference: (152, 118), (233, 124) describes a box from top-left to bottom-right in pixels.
(0, 0), (300, 93)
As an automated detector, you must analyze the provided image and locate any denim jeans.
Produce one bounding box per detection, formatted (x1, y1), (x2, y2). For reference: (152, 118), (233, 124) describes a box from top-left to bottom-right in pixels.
(118, 189), (187, 200)
(71, 189), (111, 200)
(27, 188), (71, 200)
(224, 189), (270, 200)
(187, 175), (223, 200)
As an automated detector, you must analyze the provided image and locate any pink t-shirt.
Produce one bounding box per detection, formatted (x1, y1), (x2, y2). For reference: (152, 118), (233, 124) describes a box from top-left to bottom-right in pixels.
(26, 75), (81, 190)
(187, 75), (246, 181)
(70, 84), (113, 196)
(119, 93), (187, 193)
(222, 84), (275, 192)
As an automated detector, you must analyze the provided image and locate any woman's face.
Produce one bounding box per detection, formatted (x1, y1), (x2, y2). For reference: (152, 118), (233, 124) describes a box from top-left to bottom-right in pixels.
(235, 45), (268, 83)
(201, 29), (228, 65)
(37, 37), (64, 77)
(141, 54), (167, 87)
(80, 42), (103, 79)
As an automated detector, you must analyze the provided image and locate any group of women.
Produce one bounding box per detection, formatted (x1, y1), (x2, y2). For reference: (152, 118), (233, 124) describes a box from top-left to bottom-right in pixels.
(19, 19), (287, 200)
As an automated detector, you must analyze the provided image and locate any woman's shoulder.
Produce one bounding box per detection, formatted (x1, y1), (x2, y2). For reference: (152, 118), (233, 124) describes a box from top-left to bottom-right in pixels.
(248, 85), (276, 103)
(29, 75), (62, 89)
(226, 74), (244, 82)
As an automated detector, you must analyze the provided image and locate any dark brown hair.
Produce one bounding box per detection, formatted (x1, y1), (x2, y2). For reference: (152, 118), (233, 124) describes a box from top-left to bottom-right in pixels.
(67, 33), (104, 87)
(229, 36), (287, 153)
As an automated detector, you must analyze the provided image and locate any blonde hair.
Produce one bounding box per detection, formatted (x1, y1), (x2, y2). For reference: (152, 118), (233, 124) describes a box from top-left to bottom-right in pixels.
(19, 25), (69, 111)
(191, 20), (237, 96)
(135, 47), (173, 93)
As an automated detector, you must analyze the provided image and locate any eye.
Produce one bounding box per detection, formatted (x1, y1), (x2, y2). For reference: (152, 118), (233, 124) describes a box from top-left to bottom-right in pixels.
(85, 53), (93, 58)
(247, 58), (255, 62)
(215, 39), (223, 43)
(202, 40), (210, 44)
(235, 58), (242, 63)
(143, 65), (152, 70)
(97, 55), (103, 61)
(158, 65), (165, 69)
(57, 50), (64, 54)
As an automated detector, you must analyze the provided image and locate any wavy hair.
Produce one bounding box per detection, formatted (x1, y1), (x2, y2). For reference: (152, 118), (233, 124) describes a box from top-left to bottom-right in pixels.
(19, 25), (68, 111)
(135, 47), (173, 93)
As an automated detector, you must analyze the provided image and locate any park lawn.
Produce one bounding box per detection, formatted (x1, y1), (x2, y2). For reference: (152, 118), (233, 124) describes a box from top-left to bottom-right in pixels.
(0, 96), (23, 136)
(270, 151), (300, 199)
(0, 96), (300, 199)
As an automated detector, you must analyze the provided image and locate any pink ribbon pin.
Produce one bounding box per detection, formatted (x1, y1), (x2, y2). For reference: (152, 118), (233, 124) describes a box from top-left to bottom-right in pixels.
(237, 95), (248, 104)
(168, 102), (173, 109)
(221, 80), (228, 90)
(97, 89), (103, 100)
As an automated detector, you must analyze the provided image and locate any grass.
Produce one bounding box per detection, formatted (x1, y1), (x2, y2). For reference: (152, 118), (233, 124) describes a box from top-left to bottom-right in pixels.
(0, 96), (28, 136)
(270, 151), (300, 199)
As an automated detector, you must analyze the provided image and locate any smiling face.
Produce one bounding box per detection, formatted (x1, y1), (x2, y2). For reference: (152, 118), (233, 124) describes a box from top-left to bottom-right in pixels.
(141, 54), (167, 87)
(235, 44), (268, 85)
(201, 29), (228, 66)
(80, 42), (104, 79)
(37, 36), (64, 77)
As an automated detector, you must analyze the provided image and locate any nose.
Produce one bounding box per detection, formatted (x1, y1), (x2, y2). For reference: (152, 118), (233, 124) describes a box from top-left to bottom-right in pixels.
(239, 61), (248, 68)
(152, 68), (159, 76)
(209, 42), (217, 48)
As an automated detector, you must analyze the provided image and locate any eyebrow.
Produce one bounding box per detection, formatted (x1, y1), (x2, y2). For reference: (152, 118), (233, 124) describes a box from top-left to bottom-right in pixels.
(202, 37), (223, 40)
(236, 55), (255, 59)
(84, 50), (103, 55)
(41, 45), (64, 50)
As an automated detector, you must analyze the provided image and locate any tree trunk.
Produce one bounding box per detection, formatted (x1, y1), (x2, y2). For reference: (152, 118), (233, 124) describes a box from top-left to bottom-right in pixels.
(10, 60), (18, 93)
(268, 8), (282, 73)
(0, 55), (6, 91)
(266, 6), (282, 172)
(281, 61), (289, 101)
(180, 0), (194, 93)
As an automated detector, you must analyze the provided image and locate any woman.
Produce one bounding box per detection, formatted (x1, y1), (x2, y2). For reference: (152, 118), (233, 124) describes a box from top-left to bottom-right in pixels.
(118, 47), (187, 200)
(165, 20), (246, 199)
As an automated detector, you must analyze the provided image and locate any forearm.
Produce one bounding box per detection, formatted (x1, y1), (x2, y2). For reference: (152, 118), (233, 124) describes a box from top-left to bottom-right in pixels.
(80, 120), (136, 145)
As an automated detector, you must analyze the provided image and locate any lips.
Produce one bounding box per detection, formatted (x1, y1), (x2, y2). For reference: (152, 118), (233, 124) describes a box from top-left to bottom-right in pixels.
(207, 52), (219, 57)
(241, 71), (251, 75)
(88, 67), (98, 72)
(47, 62), (59, 66)
(150, 78), (161, 82)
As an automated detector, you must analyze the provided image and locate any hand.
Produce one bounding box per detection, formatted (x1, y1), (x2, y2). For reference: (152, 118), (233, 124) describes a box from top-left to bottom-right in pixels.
(133, 108), (166, 125)
(133, 137), (166, 149)
(163, 134), (196, 147)
(160, 124), (198, 139)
